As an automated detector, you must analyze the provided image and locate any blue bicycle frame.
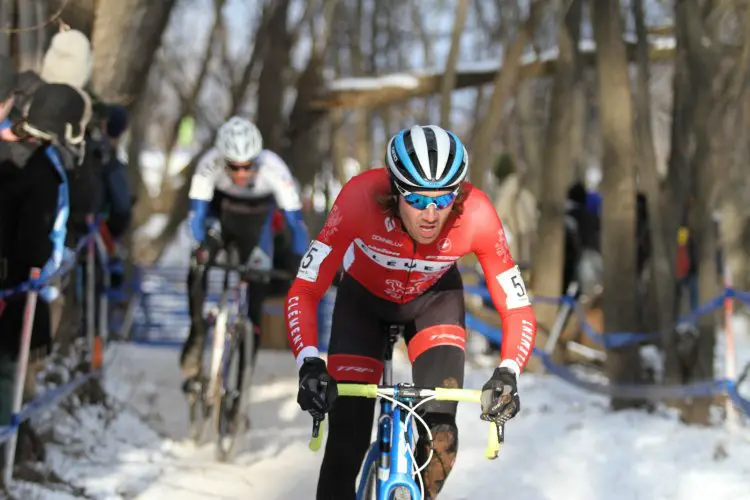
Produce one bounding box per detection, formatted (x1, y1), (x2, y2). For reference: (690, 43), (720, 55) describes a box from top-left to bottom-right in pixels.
(353, 325), (423, 500)
(355, 393), (422, 500)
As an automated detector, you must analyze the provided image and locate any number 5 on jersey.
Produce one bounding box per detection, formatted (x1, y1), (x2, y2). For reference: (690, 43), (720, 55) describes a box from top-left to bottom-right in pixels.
(297, 240), (333, 282)
(496, 266), (531, 309)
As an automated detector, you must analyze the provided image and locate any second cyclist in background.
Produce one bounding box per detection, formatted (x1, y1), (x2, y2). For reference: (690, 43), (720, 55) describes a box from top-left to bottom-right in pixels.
(181, 116), (309, 388)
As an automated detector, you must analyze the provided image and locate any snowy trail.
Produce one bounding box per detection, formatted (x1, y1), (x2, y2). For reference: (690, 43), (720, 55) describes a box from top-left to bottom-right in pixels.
(14, 340), (750, 500)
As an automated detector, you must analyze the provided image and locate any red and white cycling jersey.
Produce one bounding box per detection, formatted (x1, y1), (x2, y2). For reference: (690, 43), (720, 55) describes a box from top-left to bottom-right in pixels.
(286, 169), (537, 374)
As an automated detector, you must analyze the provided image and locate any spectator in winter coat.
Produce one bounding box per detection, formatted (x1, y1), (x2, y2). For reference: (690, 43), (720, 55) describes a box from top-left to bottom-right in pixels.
(0, 83), (92, 430)
(99, 104), (132, 239)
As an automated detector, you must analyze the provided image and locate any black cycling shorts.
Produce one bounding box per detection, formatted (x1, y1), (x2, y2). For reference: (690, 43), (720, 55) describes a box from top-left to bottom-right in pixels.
(327, 266), (466, 416)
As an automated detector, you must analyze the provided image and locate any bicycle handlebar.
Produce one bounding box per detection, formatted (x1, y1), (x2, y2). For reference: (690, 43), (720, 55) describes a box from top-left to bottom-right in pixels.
(198, 262), (294, 281)
(308, 383), (505, 460)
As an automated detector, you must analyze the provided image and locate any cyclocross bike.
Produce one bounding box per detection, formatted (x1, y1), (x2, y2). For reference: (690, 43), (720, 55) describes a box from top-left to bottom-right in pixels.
(308, 325), (507, 500)
(186, 244), (290, 461)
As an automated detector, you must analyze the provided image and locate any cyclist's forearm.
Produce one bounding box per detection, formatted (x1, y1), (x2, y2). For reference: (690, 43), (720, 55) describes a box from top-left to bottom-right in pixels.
(286, 289), (324, 368)
(188, 198), (209, 242)
(281, 209), (310, 255)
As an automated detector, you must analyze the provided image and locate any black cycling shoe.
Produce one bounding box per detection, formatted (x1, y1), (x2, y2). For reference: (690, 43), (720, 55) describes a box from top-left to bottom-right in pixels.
(181, 375), (206, 396)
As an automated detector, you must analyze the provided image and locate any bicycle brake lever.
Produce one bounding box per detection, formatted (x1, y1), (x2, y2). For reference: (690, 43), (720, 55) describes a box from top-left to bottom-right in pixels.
(485, 422), (504, 460)
(309, 417), (325, 452)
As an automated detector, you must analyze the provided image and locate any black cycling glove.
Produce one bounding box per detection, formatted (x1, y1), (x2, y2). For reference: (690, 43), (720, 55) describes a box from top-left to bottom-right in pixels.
(297, 357), (338, 419)
(480, 366), (520, 424)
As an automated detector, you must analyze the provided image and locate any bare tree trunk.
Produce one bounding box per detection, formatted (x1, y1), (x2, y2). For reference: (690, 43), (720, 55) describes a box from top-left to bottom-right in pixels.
(531, 0), (582, 343)
(256, 0), (292, 152)
(33, 0), (45, 69)
(0, 0), (13, 56)
(329, 13), (348, 185)
(678, 0), (731, 425)
(661, 6), (694, 396)
(516, 83), (542, 197)
(633, 0), (675, 337)
(284, 0), (340, 186)
(90, 0), (177, 105)
(160, 0), (224, 193)
(717, 6), (750, 292)
(591, 0), (643, 409)
(47, 0), (97, 36)
(16, 0), (39, 71)
(439, 0), (469, 129)
(470, 1), (541, 189)
(126, 88), (154, 230)
(409, 0), (435, 123)
(256, 5), (289, 131)
(570, 81), (586, 177)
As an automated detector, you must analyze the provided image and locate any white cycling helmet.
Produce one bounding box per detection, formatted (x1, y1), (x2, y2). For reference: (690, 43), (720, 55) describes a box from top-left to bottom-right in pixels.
(215, 116), (263, 163)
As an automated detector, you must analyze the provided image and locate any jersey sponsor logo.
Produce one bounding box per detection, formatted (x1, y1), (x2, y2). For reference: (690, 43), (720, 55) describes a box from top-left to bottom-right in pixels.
(425, 255), (460, 261)
(320, 205), (342, 242)
(369, 245), (400, 256)
(372, 234), (403, 247)
(384, 278), (436, 299)
(437, 238), (451, 252)
(287, 296), (303, 349)
(429, 332), (465, 346)
(495, 265), (531, 309)
(296, 240), (333, 282)
(384, 217), (396, 232)
(495, 227), (512, 263)
(514, 319), (535, 367)
(335, 365), (375, 374)
(354, 239), (453, 273)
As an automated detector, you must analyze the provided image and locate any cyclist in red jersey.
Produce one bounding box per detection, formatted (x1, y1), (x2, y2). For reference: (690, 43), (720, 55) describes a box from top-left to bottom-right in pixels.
(287, 125), (537, 499)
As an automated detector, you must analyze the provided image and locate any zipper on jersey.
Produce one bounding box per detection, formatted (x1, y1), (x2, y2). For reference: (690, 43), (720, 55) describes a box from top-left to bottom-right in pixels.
(401, 237), (418, 304)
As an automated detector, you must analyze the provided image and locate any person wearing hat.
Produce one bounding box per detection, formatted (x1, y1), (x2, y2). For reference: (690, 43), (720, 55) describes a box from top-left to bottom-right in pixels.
(0, 83), (92, 435)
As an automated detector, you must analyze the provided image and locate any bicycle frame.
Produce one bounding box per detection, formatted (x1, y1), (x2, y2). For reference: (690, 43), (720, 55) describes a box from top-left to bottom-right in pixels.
(218, 279), (249, 390)
(356, 397), (421, 500)
(208, 266), (247, 401)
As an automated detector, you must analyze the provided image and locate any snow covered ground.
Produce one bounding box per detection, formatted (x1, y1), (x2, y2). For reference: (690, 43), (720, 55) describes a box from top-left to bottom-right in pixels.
(8, 335), (750, 500)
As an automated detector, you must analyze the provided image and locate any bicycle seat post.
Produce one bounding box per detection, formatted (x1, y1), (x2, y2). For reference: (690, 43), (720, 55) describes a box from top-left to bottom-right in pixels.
(382, 324), (402, 386)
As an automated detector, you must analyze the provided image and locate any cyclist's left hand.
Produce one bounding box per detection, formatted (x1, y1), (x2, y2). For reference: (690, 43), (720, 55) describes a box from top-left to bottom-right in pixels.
(297, 357), (338, 419)
(480, 366), (520, 424)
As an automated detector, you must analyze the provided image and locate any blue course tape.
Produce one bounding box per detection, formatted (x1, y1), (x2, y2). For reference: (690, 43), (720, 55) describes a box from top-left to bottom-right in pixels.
(465, 311), (750, 412)
(465, 281), (741, 349)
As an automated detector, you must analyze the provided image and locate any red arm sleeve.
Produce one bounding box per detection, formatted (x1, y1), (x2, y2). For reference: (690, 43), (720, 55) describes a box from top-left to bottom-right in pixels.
(470, 190), (537, 376)
(286, 178), (363, 367)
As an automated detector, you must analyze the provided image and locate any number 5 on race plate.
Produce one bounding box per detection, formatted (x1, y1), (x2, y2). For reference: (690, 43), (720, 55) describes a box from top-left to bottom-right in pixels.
(297, 240), (332, 282)
(496, 266), (531, 309)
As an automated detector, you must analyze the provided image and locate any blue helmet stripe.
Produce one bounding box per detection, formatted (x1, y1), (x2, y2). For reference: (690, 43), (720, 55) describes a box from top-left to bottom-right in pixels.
(433, 131), (464, 188)
(394, 130), (429, 186)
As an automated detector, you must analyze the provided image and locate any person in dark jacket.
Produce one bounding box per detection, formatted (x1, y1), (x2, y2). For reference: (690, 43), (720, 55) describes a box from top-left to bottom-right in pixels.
(0, 83), (92, 432)
(100, 104), (132, 239)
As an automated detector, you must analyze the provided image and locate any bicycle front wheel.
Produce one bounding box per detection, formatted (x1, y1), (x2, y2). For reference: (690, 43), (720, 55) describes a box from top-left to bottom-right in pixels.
(214, 319), (253, 461)
(362, 461), (378, 500)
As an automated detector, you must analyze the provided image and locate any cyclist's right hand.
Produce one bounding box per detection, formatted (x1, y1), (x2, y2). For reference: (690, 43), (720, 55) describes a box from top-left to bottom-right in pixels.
(297, 357), (338, 419)
(190, 244), (209, 267)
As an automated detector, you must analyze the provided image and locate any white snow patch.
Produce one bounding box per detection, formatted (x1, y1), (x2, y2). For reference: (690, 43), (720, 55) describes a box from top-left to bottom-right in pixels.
(329, 74), (421, 91)
(11, 340), (749, 500)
